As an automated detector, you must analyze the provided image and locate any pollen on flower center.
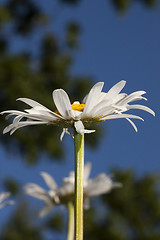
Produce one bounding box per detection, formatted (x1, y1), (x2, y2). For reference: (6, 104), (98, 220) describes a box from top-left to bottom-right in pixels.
(54, 103), (85, 116)
(71, 104), (85, 112)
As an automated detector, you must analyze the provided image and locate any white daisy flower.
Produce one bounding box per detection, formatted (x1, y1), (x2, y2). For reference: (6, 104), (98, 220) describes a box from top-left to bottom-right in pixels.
(0, 192), (14, 209)
(24, 163), (121, 216)
(1, 80), (155, 139)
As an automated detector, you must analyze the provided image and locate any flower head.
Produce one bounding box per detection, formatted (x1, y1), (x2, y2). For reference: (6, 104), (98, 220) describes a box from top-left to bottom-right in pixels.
(24, 163), (121, 216)
(1, 81), (155, 139)
(0, 192), (14, 209)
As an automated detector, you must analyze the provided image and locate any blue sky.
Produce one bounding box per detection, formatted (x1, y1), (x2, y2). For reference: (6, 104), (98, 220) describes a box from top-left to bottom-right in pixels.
(0, 0), (160, 234)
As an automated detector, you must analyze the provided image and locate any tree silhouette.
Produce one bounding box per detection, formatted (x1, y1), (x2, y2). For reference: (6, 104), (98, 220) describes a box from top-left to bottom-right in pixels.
(84, 170), (160, 240)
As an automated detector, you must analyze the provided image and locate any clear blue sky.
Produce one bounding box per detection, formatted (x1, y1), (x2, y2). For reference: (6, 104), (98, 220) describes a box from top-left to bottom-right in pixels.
(0, 0), (160, 234)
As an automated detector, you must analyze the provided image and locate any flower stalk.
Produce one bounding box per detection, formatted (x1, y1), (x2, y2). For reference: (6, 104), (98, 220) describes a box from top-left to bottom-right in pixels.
(67, 201), (74, 240)
(74, 131), (84, 240)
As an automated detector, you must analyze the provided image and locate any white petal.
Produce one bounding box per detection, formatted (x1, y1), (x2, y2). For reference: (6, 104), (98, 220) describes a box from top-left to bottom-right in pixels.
(83, 82), (104, 116)
(84, 162), (92, 186)
(85, 174), (113, 196)
(119, 91), (147, 105)
(85, 174), (122, 197)
(53, 89), (72, 119)
(24, 109), (61, 121)
(31, 192), (50, 200)
(24, 183), (46, 194)
(0, 192), (11, 202)
(0, 200), (14, 209)
(60, 128), (73, 141)
(25, 113), (57, 122)
(49, 192), (60, 204)
(39, 203), (54, 217)
(114, 93), (128, 103)
(74, 121), (95, 135)
(40, 172), (57, 190)
(60, 128), (66, 141)
(84, 129), (96, 134)
(106, 80), (126, 98)
(26, 191), (48, 200)
(3, 124), (14, 134)
(1, 110), (59, 122)
(128, 104), (155, 116)
(126, 118), (138, 132)
(82, 94), (88, 104)
(68, 109), (82, 120)
(13, 116), (23, 127)
(4, 120), (48, 135)
(63, 171), (75, 185)
(83, 198), (90, 210)
(74, 121), (85, 135)
(58, 183), (74, 196)
(102, 113), (144, 121)
(91, 100), (114, 117)
(25, 107), (62, 120)
(91, 94), (127, 117)
(17, 98), (50, 111)
(1, 110), (28, 116)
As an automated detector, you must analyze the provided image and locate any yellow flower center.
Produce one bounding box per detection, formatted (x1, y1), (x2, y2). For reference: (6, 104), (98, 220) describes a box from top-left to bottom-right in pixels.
(55, 104), (85, 115)
(71, 104), (85, 112)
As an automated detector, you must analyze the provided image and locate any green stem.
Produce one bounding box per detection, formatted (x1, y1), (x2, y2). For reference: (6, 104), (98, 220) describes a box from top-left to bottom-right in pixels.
(74, 131), (84, 240)
(67, 201), (74, 240)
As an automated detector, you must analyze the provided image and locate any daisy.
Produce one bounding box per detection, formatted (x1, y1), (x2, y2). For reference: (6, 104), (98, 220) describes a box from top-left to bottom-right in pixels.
(1, 80), (155, 139)
(24, 163), (121, 216)
(0, 192), (14, 209)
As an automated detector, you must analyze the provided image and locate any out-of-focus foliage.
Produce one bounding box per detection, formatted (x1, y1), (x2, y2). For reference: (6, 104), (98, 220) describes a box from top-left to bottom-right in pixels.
(0, 6), (11, 26)
(111, 0), (156, 12)
(1, 202), (42, 240)
(84, 170), (160, 240)
(66, 22), (81, 48)
(1, 170), (160, 239)
(4, 178), (20, 196)
(61, 0), (157, 9)
(0, 0), (103, 164)
(61, 0), (80, 4)
(112, 0), (132, 12)
(7, 0), (48, 34)
(45, 213), (65, 232)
